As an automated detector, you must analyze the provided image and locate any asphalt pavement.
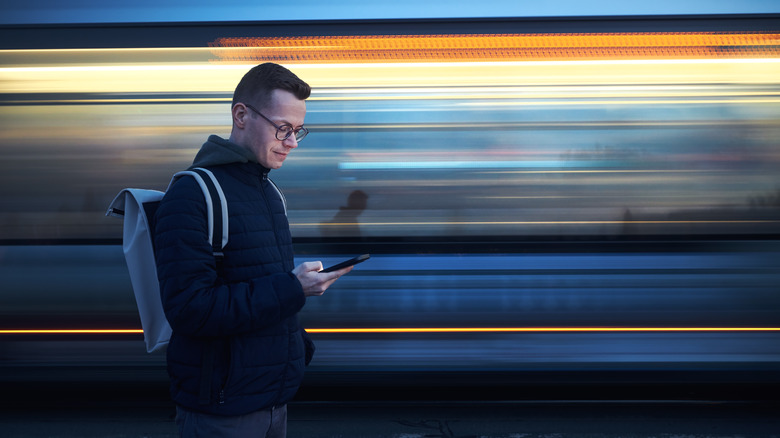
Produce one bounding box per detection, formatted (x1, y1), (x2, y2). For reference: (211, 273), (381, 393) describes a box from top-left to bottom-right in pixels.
(2, 397), (778, 438)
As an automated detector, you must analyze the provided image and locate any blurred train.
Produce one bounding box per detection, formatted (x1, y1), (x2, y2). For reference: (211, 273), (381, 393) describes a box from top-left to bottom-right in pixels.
(1, 14), (780, 398)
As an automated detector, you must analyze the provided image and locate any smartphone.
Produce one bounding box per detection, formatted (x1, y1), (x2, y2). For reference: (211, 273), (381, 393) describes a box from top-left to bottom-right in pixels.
(320, 254), (370, 273)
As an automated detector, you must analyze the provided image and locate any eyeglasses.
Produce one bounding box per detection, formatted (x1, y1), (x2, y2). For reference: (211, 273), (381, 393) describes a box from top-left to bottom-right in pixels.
(244, 103), (309, 142)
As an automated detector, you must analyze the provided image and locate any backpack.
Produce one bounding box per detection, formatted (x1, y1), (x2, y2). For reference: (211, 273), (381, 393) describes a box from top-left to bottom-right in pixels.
(106, 167), (228, 353)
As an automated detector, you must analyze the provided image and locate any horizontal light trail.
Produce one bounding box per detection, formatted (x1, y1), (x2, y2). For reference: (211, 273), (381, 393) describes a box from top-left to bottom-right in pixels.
(3, 30), (779, 93)
(211, 33), (780, 63)
(0, 329), (144, 334)
(309, 220), (778, 227)
(7, 58), (780, 73)
(484, 169), (720, 174)
(4, 59), (779, 93)
(299, 58), (780, 68)
(338, 157), (773, 170)
(305, 327), (780, 334)
(6, 32), (780, 64)
(339, 160), (606, 170)
(2, 327), (779, 335)
(0, 64), (247, 73)
(10, 93), (780, 105)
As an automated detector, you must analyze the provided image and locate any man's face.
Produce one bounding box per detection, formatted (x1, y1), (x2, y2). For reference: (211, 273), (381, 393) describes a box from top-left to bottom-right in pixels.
(244, 89), (306, 170)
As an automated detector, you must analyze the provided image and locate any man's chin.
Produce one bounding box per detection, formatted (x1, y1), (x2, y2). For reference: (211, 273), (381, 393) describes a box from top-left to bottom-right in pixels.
(259, 158), (284, 169)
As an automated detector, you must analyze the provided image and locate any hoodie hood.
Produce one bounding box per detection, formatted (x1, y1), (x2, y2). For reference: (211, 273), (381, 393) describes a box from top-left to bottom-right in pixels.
(190, 135), (259, 169)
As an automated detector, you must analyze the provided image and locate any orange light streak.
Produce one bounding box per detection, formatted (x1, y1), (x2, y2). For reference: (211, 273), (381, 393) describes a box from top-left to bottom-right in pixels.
(1, 327), (779, 335)
(209, 32), (780, 63)
(306, 327), (780, 334)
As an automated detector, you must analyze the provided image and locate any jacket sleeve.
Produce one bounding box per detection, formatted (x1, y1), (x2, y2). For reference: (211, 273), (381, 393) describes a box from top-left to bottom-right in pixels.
(153, 176), (305, 337)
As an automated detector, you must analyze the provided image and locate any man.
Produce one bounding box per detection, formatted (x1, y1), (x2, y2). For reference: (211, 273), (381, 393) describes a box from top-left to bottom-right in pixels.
(154, 63), (352, 437)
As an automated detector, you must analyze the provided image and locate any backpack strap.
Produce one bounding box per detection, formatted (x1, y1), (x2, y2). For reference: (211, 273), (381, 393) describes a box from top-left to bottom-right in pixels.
(168, 167), (227, 406)
(170, 167), (229, 255)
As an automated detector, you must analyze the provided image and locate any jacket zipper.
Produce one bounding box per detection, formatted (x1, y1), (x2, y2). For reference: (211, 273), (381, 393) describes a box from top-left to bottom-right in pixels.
(259, 171), (285, 254)
(219, 342), (232, 405)
(259, 170), (292, 408)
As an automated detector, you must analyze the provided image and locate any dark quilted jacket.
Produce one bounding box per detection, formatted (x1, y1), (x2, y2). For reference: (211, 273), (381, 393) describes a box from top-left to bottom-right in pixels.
(153, 135), (309, 416)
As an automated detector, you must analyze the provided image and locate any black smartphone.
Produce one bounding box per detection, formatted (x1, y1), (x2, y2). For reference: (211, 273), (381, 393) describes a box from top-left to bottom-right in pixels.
(320, 254), (370, 273)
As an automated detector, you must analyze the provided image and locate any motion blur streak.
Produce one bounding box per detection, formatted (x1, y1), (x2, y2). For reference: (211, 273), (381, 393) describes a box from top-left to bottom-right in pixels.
(3, 31), (780, 93)
(1, 17), (779, 385)
(4, 60), (780, 93)
(3, 327), (779, 335)
(305, 327), (780, 333)
(209, 32), (780, 63)
(1, 40), (779, 239)
(0, 329), (144, 334)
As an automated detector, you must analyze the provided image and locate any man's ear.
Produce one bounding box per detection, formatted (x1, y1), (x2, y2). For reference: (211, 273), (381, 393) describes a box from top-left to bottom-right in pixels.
(232, 103), (248, 129)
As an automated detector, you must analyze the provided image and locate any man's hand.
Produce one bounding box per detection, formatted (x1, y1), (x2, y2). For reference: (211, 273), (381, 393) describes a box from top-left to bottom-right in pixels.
(293, 261), (353, 297)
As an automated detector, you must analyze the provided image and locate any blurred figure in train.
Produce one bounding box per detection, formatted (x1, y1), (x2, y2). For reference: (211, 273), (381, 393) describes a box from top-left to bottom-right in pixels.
(320, 189), (369, 237)
(154, 63), (353, 438)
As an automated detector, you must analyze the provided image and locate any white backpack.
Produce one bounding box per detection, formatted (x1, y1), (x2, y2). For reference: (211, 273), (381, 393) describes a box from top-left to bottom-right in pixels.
(107, 168), (228, 353)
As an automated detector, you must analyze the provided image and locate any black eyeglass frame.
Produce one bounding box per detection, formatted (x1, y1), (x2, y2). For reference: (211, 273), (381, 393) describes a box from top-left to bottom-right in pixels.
(244, 103), (309, 142)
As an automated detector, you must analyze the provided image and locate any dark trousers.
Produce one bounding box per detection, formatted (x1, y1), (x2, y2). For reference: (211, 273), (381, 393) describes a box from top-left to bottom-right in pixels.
(176, 404), (287, 438)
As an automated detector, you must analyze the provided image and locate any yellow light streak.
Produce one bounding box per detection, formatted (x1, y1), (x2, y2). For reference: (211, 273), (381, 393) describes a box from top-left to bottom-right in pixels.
(1, 64), (240, 73)
(7, 58), (780, 73)
(15, 92), (780, 105)
(0, 98), (231, 105)
(2, 327), (779, 335)
(463, 98), (780, 106)
(3, 59), (780, 94)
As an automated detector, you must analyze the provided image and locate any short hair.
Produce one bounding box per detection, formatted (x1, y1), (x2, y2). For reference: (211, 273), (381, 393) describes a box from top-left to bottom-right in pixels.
(232, 63), (311, 110)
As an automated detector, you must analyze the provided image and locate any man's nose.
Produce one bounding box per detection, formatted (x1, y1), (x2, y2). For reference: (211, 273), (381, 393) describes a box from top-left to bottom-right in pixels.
(283, 135), (299, 148)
